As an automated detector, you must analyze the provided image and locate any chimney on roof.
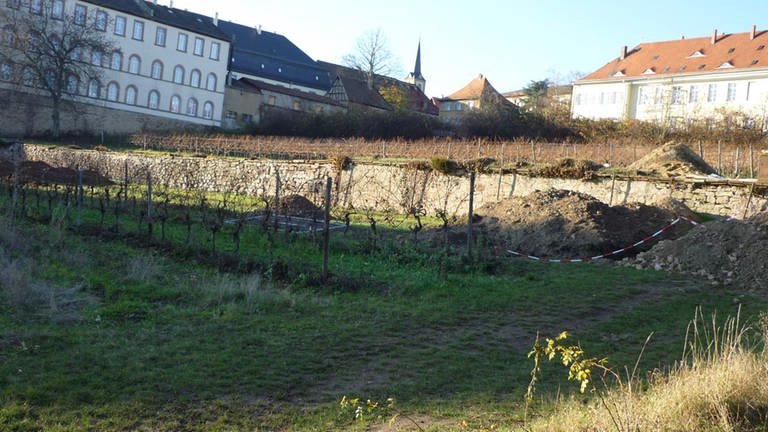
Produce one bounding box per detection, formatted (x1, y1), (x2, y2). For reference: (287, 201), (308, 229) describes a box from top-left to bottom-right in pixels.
(214, 12), (218, 26)
(620, 45), (627, 60)
(751, 24), (757, 40)
(711, 28), (718, 44)
(256, 24), (262, 35)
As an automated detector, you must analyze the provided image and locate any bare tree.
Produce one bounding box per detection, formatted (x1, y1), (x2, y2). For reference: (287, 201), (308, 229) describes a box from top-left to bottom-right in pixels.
(342, 28), (401, 88)
(0, 0), (113, 138)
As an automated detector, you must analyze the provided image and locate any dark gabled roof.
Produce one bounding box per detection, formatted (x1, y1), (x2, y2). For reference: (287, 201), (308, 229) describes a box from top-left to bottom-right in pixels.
(81, 0), (229, 41)
(237, 78), (342, 106)
(144, 3), (229, 41)
(331, 75), (392, 111)
(218, 20), (331, 91)
(318, 61), (438, 115)
(81, 0), (149, 16)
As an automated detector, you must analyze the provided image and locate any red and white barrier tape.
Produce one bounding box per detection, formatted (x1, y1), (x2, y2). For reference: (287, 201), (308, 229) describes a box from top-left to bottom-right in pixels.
(506, 216), (699, 263)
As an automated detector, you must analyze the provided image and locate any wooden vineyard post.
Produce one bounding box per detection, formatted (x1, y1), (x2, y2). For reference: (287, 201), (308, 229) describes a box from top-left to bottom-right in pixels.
(11, 145), (20, 218)
(274, 169), (281, 233)
(467, 171), (476, 258)
(749, 143), (755, 178)
(496, 142), (505, 201)
(718, 140), (723, 175)
(322, 177), (332, 280)
(146, 171), (153, 239)
(76, 169), (83, 226)
(609, 142), (614, 166)
(123, 160), (129, 204)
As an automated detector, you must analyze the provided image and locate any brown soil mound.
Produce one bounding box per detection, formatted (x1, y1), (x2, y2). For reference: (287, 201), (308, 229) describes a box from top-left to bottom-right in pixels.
(0, 160), (112, 186)
(629, 142), (716, 177)
(473, 189), (695, 259)
(280, 195), (323, 219)
(625, 217), (768, 290)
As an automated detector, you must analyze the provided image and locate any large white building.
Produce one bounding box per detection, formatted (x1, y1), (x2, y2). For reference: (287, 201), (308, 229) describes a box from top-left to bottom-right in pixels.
(572, 27), (768, 127)
(1, 0), (231, 132)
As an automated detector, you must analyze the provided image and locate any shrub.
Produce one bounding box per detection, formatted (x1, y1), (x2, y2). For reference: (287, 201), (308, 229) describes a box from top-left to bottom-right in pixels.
(429, 157), (461, 175)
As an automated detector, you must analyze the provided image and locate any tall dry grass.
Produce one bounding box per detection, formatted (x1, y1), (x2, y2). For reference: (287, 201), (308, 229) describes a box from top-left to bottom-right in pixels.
(529, 309), (768, 432)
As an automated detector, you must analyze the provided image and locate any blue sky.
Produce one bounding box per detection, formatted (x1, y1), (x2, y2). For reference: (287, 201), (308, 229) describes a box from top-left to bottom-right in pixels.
(177, 0), (768, 98)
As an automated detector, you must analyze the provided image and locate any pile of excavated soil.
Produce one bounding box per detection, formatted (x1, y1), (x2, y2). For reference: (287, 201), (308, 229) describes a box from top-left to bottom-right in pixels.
(280, 195), (323, 219)
(472, 189), (696, 259)
(0, 159), (112, 186)
(629, 142), (717, 177)
(624, 216), (768, 290)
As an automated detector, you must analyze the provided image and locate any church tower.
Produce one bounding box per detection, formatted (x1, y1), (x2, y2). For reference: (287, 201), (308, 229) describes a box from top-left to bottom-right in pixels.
(405, 40), (426, 93)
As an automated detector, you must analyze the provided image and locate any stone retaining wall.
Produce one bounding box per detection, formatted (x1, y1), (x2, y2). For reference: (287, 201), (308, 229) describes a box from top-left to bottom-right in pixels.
(21, 144), (768, 219)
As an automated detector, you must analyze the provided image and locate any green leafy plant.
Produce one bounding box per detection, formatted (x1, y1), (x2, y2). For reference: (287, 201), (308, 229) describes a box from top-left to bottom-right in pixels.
(527, 331), (608, 400)
(338, 396), (424, 431)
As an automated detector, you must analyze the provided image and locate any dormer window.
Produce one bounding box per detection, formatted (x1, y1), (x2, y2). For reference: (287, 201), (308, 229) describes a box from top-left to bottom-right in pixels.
(699, 64), (706, 69)
(611, 70), (625, 77)
(718, 61), (734, 69)
(688, 50), (705, 58)
(678, 65), (687, 72)
(727, 47), (736, 54)
(759, 45), (765, 51)
(651, 55), (660, 60)
(752, 59), (759, 65)
(662, 66), (670, 73)
(643, 68), (656, 74)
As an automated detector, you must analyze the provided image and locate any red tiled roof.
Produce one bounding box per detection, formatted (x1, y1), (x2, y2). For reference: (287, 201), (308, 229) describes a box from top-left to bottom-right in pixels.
(580, 29), (768, 82)
(445, 74), (498, 100)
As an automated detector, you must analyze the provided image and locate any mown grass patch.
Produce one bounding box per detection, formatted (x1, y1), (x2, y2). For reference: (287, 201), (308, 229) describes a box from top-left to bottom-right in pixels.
(0, 206), (766, 430)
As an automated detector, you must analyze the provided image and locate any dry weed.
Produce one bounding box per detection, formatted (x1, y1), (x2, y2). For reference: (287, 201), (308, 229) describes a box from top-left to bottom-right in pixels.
(125, 254), (164, 283)
(529, 310), (768, 432)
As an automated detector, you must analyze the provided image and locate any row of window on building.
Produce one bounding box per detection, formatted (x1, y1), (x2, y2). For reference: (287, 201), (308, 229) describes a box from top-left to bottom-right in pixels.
(637, 82), (756, 106)
(0, 62), (215, 119)
(575, 81), (762, 107)
(7, 0), (223, 61)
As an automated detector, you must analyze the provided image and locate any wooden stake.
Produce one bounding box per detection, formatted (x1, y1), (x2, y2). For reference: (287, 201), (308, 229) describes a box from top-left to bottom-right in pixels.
(322, 177), (332, 280)
(496, 143), (505, 201)
(274, 169), (281, 232)
(467, 171), (475, 258)
(718, 140), (723, 174)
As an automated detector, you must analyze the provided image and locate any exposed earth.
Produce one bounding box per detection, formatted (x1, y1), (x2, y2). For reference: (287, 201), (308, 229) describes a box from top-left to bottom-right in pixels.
(624, 215), (768, 291)
(472, 189), (697, 260)
(628, 141), (717, 177)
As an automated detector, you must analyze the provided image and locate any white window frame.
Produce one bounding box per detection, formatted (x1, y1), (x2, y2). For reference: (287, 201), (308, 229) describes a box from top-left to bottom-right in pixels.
(148, 90), (160, 109)
(173, 65), (184, 84)
(177, 33), (188, 52)
(155, 27), (166, 47)
(74, 4), (87, 26)
(151, 60), (163, 80)
(210, 42), (220, 60)
(128, 55), (140, 74)
(51, 0), (64, 19)
(707, 83), (717, 102)
(132, 20), (144, 41)
(206, 73), (217, 91)
(95, 10), (107, 31)
(193, 37), (204, 56)
(114, 16), (126, 36)
(125, 85), (137, 105)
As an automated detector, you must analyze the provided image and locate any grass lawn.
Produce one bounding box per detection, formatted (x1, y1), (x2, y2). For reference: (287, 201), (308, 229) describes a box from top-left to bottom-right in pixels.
(1, 199), (766, 431)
